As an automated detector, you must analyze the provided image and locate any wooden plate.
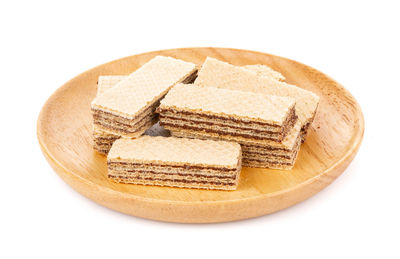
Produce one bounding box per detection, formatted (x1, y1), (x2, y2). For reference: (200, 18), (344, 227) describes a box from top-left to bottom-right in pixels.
(37, 47), (364, 223)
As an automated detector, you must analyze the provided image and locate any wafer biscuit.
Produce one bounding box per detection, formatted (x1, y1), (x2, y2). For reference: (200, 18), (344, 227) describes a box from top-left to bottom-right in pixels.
(157, 84), (297, 142)
(194, 57), (319, 140)
(168, 118), (302, 170)
(94, 74), (155, 154)
(243, 64), (285, 81)
(171, 130), (301, 170)
(92, 71), (175, 154)
(91, 56), (197, 137)
(107, 136), (242, 190)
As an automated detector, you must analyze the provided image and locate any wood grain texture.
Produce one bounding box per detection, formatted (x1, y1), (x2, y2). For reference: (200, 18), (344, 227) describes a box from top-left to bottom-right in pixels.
(37, 47), (364, 223)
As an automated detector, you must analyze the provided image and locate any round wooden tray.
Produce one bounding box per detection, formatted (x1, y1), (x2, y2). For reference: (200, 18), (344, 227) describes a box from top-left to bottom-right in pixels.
(37, 47), (364, 223)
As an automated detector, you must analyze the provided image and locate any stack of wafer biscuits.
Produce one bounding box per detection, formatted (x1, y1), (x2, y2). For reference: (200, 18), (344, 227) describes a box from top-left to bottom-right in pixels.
(157, 84), (301, 169)
(195, 57), (319, 141)
(91, 56), (197, 153)
(107, 136), (242, 190)
(90, 54), (320, 187)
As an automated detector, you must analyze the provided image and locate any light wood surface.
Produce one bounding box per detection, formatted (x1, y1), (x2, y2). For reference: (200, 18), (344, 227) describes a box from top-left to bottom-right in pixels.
(37, 47), (364, 223)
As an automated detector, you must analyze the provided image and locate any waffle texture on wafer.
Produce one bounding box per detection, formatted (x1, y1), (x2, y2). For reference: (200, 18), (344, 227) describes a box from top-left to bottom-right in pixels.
(195, 57), (319, 140)
(243, 64), (285, 81)
(91, 56), (197, 138)
(107, 136), (242, 190)
(97, 75), (128, 95)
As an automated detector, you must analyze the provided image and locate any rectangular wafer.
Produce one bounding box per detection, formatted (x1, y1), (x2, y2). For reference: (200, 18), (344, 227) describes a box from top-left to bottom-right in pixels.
(157, 83), (301, 169)
(91, 56), (197, 137)
(169, 119), (302, 169)
(93, 75), (147, 154)
(157, 84), (297, 142)
(93, 74), (171, 154)
(194, 57), (319, 140)
(107, 136), (242, 190)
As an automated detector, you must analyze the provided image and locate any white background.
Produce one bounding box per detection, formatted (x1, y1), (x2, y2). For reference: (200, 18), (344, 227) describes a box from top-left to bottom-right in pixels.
(1, 0), (399, 258)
